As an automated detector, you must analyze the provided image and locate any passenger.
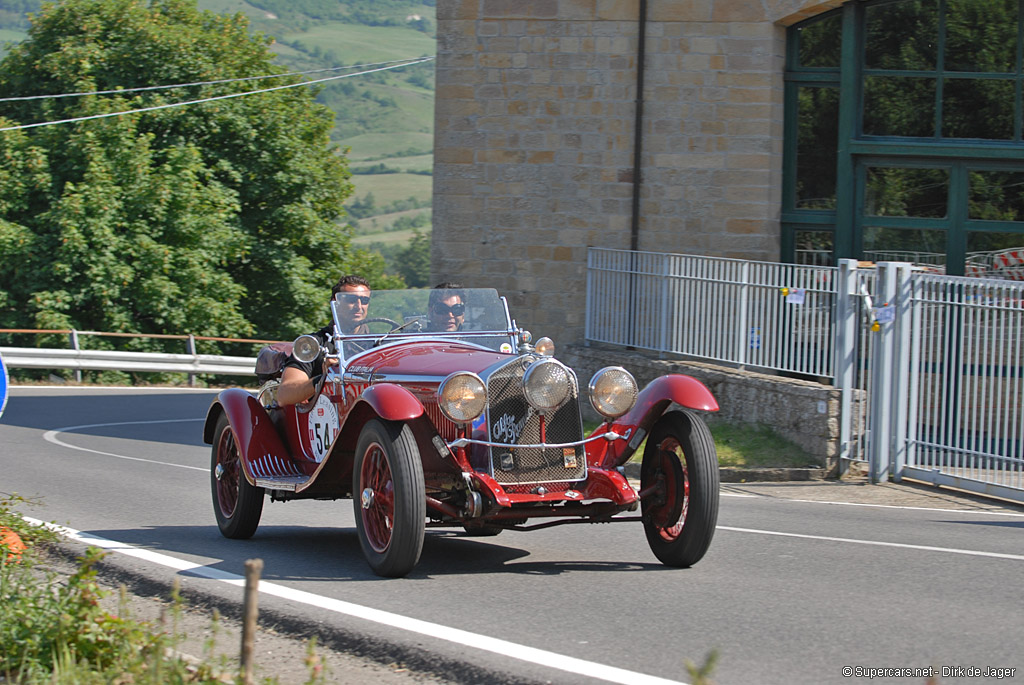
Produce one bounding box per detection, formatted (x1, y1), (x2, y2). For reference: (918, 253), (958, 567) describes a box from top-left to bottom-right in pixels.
(427, 282), (466, 332)
(277, 275), (370, 406)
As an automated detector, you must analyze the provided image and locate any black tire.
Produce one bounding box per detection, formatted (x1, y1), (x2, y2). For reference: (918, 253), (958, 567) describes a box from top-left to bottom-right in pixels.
(353, 420), (426, 577)
(461, 522), (503, 537)
(211, 412), (265, 539)
(640, 410), (719, 567)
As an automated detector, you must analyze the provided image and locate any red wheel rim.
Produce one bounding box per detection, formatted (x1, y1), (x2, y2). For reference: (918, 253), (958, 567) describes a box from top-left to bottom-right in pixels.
(216, 428), (240, 518)
(654, 438), (689, 542)
(360, 442), (395, 553)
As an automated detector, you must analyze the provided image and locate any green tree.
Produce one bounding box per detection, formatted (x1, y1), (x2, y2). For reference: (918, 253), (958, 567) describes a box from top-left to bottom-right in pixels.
(0, 0), (396, 350)
(396, 228), (430, 287)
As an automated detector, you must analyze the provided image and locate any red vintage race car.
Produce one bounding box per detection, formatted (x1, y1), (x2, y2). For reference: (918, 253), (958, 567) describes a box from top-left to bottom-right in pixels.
(203, 288), (720, 577)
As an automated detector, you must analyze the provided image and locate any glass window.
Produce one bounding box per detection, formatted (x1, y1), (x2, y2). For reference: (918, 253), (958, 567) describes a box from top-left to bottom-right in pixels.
(864, 0), (938, 70)
(945, 0), (1017, 73)
(863, 226), (948, 266)
(863, 76), (936, 137)
(796, 86), (839, 209)
(794, 230), (834, 266)
(942, 78), (1014, 139)
(967, 232), (1024, 279)
(968, 170), (1024, 221)
(797, 12), (842, 68)
(865, 166), (949, 218)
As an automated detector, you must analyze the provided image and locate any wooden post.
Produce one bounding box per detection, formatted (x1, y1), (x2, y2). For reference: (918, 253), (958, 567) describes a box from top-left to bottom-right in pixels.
(187, 334), (197, 387)
(240, 558), (263, 685)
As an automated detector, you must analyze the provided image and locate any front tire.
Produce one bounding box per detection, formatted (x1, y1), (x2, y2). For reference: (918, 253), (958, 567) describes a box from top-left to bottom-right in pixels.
(353, 420), (426, 577)
(211, 412), (264, 539)
(641, 410), (719, 567)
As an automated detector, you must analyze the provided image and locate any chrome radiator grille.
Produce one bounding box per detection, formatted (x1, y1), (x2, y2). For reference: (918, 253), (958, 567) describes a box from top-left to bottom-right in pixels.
(485, 357), (586, 485)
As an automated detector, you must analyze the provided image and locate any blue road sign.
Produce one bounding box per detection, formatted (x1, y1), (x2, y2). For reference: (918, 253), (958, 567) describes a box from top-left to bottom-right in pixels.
(0, 351), (7, 419)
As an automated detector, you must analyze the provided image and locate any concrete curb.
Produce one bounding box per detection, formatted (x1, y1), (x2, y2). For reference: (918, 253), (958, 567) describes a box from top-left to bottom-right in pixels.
(620, 462), (828, 483)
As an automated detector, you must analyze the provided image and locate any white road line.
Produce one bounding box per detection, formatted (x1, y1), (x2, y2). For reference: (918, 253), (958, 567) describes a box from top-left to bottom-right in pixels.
(26, 518), (688, 685)
(719, 525), (1024, 561)
(784, 497), (1024, 517)
(43, 419), (206, 472)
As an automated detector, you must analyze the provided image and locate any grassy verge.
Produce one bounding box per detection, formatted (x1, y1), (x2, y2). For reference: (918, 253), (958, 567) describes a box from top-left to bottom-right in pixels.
(584, 418), (818, 469)
(0, 495), (322, 684)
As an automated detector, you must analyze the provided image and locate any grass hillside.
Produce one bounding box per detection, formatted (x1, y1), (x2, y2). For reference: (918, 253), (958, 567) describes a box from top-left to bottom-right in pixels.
(0, 0), (435, 282)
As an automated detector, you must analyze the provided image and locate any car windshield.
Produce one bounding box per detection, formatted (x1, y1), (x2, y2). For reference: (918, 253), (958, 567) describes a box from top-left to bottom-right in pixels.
(330, 287), (516, 360)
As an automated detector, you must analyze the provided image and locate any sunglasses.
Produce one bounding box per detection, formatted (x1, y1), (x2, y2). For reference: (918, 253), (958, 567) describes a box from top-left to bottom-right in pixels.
(340, 294), (371, 305)
(432, 303), (465, 317)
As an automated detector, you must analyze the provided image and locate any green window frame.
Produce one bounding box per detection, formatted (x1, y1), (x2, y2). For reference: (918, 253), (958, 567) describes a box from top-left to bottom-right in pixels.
(782, 0), (1024, 276)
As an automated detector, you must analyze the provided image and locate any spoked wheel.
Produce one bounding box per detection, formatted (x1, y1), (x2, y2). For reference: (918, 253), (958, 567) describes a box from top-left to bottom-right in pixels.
(640, 410), (719, 567)
(353, 420), (425, 577)
(211, 413), (264, 539)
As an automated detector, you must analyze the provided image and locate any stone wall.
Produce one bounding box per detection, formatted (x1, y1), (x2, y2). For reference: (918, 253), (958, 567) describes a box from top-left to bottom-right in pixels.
(561, 344), (841, 471)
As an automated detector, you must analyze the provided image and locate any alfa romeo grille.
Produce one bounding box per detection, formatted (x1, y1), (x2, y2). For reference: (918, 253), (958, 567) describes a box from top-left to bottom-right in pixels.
(485, 357), (586, 485)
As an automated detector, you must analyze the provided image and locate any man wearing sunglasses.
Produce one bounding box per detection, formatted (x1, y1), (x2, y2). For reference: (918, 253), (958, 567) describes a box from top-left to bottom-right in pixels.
(427, 281), (466, 332)
(278, 274), (370, 406)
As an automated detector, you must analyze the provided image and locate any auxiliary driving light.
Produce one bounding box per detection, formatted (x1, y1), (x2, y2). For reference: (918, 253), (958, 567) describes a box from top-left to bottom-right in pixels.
(292, 334), (322, 363)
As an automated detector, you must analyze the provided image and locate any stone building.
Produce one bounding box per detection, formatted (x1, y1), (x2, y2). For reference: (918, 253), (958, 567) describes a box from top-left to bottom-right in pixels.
(432, 0), (1024, 343)
(431, 0), (836, 340)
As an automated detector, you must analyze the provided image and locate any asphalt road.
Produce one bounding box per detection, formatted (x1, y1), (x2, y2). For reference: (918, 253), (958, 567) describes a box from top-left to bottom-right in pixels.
(2, 386), (1023, 685)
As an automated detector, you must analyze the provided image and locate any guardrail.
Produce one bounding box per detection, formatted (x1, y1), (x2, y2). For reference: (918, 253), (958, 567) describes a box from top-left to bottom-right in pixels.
(0, 347), (256, 375)
(0, 328), (281, 381)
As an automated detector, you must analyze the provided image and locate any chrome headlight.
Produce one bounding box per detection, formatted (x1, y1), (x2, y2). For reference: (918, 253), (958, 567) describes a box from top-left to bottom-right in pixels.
(292, 334), (322, 363)
(522, 359), (573, 413)
(438, 372), (487, 423)
(588, 367), (638, 419)
(534, 336), (555, 357)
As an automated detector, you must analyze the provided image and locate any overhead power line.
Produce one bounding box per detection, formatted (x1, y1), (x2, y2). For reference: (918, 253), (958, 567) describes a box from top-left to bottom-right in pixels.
(0, 56), (434, 133)
(0, 57), (428, 102)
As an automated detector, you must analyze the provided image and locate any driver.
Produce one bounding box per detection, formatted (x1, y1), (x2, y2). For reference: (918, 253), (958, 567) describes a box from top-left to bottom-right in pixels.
(427, 282), (466, 332)
(277, 275), (370, 406)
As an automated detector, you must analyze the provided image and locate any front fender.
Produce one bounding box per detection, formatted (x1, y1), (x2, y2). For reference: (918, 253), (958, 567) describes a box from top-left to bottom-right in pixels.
(203, 388), (294, 484)
(588, 374), (718, 468)
(359, 383), (425, 421)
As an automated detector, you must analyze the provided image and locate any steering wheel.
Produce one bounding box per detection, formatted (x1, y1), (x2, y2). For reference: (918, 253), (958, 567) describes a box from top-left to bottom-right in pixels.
(363, 316), (401, 330)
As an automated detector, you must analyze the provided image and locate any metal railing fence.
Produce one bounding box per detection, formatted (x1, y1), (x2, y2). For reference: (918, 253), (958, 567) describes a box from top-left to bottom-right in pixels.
(587, 248), (839, 379)
(899, 274), (1024, 499)
(586, 249), (1024, 503)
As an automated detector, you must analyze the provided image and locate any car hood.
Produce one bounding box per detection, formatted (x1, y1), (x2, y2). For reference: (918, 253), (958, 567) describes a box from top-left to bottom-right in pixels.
(345, 340), (512, 379)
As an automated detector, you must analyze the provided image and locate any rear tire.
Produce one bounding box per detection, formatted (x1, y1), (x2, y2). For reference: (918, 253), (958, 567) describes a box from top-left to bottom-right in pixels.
(641, 410), (719, 567)
(353, 420), (426, 577)
(211, 412), (264, 539)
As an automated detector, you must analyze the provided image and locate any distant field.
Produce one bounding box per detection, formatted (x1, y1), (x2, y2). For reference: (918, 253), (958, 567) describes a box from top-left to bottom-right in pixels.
(353, 207), (430, 234)
(325, 80), (433, 152)
(344, 132), (434, 160)
(0, 28), (26, 53)
(197, 0), (270, 20)
(352, 153), (432, 173)
(348, 172), (433, 207)
(352, 226), (430, 247)
(278, 22), (435, 64)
